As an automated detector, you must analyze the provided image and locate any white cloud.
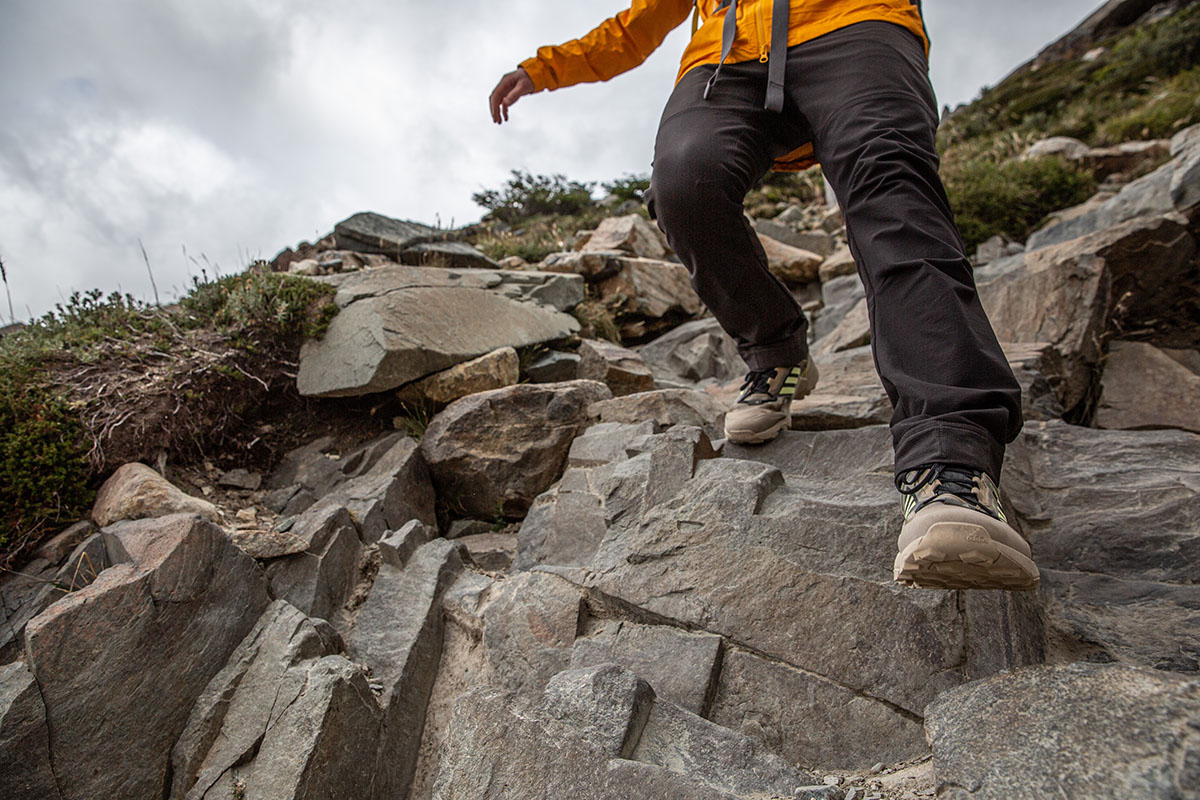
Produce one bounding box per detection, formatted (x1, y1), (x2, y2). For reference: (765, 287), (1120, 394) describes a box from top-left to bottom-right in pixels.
(0, 0), (1102, 320)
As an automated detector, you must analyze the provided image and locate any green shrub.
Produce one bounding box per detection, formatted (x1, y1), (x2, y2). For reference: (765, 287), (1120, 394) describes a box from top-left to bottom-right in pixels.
(473, 170), (597, 225)
(601, 174), (651, 204)
(180, 270), (338, 344)
(943, 156), (1096, 252)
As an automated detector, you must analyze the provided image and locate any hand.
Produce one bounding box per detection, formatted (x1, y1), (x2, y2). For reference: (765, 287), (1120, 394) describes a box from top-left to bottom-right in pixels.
(489, 67), (535, 124)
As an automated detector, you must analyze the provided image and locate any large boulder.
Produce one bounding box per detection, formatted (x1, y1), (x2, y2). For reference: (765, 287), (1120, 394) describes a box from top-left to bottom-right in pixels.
(577, 338), (656, 397)
(431, 664), (822, 800)
(516, 424), (1042, 770)
(24, 514), (270, 800)
(169, 600), (346, 799)
(979, 214), (1197, 412)
(91, 462), (219, 527)
(297, 264), (582, 397)
(1003, 421), (1200, 671)
(318, 434), (437, 542)
(1095, 341), (1200, 432)
(925, 662), (1200, 799)
(587, 388), (727, 440)
(757, 233), (824, 284)
(420, 380), (612, 518)
(333, 211), (498, 269)
(580, 214), (670, 259)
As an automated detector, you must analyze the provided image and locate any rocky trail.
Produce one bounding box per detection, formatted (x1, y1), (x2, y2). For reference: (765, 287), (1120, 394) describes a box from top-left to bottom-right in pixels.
(4, 78), (1200, 800)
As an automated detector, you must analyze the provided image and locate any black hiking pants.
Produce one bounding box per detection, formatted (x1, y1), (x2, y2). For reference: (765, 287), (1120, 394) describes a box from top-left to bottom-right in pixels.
(647, 20), (1022, 483)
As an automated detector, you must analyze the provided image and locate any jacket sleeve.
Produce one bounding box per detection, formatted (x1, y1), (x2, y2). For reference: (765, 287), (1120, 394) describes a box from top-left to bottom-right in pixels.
(519, 0), (694, 92)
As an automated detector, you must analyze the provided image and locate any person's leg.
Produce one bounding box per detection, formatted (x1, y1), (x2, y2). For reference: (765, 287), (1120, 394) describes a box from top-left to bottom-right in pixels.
(781, 21), (1023, 485)
(649, 63), (810, 372)
(777, 22), (1035, 589)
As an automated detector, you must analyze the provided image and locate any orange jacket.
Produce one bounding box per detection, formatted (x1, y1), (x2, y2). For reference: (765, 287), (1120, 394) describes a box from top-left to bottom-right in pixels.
(519, 0), (929, 170)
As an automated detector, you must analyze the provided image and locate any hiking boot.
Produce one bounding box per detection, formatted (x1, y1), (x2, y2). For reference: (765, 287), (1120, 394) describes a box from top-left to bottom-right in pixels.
(894, 464), (1039, 591)
(723, 361), (819, 444)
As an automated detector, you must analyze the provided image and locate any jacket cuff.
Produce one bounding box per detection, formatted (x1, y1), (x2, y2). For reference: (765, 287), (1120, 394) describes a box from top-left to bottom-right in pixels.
(519, 56), (555, 92)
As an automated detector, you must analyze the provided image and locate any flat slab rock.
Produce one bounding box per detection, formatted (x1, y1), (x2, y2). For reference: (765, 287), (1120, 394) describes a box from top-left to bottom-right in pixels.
(297, 264), (582, 397)
(926, 662), (1200, 799)
(333, 211), (498, 269)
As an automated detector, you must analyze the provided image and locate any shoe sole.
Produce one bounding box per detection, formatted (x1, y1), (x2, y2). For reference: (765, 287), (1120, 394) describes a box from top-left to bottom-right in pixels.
(893, 520), (1040, 591)
(724, 418), (789, 444)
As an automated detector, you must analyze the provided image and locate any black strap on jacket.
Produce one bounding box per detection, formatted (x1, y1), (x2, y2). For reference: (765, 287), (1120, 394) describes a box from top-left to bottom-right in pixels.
(701, 0), (791, 112)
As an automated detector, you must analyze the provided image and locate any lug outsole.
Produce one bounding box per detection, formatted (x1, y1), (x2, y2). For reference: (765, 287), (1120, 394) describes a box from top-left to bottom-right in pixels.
(893, 521), (1039, 591)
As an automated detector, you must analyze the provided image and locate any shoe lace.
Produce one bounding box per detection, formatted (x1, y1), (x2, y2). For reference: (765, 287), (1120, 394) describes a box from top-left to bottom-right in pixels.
(901, 464), (991, 514)
(738, 368), (775, 399)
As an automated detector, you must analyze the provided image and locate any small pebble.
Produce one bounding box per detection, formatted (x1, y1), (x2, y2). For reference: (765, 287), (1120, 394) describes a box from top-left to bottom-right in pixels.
(844, 789), (860, 800)
(236, 507), (257, 521)
(822, 776), (842, 786)
(869, 763), (884, 775)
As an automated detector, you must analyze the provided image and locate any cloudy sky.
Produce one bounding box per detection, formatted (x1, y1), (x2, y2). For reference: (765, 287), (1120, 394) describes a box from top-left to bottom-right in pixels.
(0, 0), (1102, 321)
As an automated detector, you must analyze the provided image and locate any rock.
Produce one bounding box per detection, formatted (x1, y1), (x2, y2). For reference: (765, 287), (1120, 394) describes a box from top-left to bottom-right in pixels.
(581, 214), (670, 259)
(229, 529), (309, 558)
(812, 297), (869, 355)
(319, 434), (436, 542)
(755, 219), (835, 256)
(518, 424), (714, 572)
(265, 503), (363, 622)
(378, 519), (435, 567)
(169, 600), (345, 799)
(980, 215), (1197, 412)
(818, 245), (856, 281)
(0, 662), (59, 800)
(25, 514), (270, 800)
(91, 462), (220, 527)
(588, 388), (726, 440)
(635, 317), (746, 388)
(974, 234), (1017, 265)
(758, 233), (824, 284)
(1003, 421), (1200, 670)
(541, 250), (626, 282)
(925, 662), (1200, 799)
(812, 272), (865, 341)
(264, 435), (343, 497)
(481, 571), (584, 697)
(420, 380), (612, 518)
(570, 620), (723, 715)
(33, 520), (94, 564)
(1023, 135), (1090, 162)
(432, 663), (817, 800)
(398, 346), (520, 405)
(297, 264), (581, 397)
(577, 338), (656, 396)
(457, 532), (517, 571)
(709, 647), (926, 770)
(444, 518), (493, 539)
(233, 655), (382, 800)
(594, 257), (704, 327)
(820, 205), (845, 232)
(333, 211), (498, 269)
(525, 350), (582, 383)
(789, 345), (892, 430)
(218, 468), (262, 490)
(1079, 139), (1171, 179)
(346, 539), (463, 800)
(1095, 341), (1200, 432)
(578, 426), (1042, 768)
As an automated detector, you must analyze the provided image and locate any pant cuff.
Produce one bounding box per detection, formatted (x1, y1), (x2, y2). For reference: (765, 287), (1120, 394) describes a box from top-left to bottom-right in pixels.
(893, 421), (1006, 487)
(738, 338), (811, 371)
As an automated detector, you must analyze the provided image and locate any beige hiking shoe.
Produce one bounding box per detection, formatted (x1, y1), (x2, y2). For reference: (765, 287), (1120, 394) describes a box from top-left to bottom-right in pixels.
(723, 361), (819, 445)
(894, 464), (1039, 591)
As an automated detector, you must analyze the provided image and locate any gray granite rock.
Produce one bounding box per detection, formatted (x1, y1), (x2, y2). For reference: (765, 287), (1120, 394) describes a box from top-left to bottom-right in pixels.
(0, 662), (59, 800)
(297, 264), (581, 397)
(265, 503), (362, 622)
(1096, 340), (1200, 432)
(635, 317), (746, 388)
(25, 514), (270, 800)
(587, 388), (726, 440)
(421, 380), (612, 518)
(524, 350), (582, 383)
(334, 211), (497, 269)
(480, 571), (584, 697)
(577, 338), (656, 397)
(170, 600), (343, 799)
(571, 620), (722, 716)
(926, 662), (1200, 799)
(346, 538), (463, 800)
(319, 434), (436, 542)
